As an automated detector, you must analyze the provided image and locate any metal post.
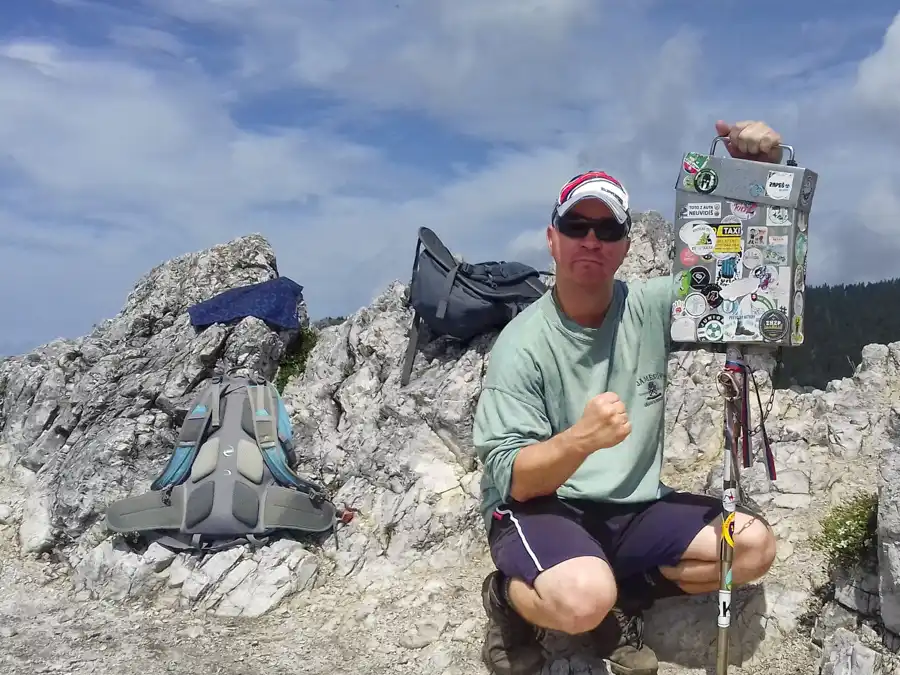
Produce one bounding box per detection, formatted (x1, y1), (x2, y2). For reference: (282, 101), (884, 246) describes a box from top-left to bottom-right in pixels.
(715, 345), (745, 674)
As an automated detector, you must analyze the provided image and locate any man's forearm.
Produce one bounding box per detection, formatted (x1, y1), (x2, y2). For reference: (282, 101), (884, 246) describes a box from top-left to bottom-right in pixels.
(508, 427), (591, 502)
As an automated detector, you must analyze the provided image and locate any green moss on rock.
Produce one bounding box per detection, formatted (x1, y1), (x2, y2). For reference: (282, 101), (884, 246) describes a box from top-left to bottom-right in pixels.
(274, 326), (318, 392)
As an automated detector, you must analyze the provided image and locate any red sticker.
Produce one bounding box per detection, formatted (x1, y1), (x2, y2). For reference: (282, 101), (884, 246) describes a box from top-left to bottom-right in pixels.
(680, 248), (699, 266)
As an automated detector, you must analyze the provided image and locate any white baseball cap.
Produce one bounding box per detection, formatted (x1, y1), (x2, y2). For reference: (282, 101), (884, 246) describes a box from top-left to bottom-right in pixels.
(552, 170), (631, 226)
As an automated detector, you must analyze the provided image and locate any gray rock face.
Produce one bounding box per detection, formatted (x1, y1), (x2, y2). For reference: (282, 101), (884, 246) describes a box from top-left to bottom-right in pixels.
(0, 234), (305, 557)
(820, 628), (886, 675)
(834, 563), (881, 618)
(1, 215), (900, 674)
(616, 211), (676, 283)
(283, 280), (488, 584)
(878, 396), (900, 635)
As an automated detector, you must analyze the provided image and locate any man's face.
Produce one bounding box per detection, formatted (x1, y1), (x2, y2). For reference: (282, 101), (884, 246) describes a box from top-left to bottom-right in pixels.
(547, 199), (630, 288)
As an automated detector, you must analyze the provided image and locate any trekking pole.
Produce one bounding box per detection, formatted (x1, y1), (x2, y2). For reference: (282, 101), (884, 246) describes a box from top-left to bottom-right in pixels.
(714, 345), (745, 675)
(671, 136), (818, 673)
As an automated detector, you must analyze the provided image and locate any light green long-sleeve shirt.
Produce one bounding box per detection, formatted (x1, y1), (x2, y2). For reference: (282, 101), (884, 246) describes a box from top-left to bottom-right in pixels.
(473, 274), (675, 530)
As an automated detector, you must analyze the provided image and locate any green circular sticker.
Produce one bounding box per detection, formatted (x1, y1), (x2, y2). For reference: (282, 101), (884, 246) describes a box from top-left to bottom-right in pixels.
(694, 168), (719, 194)
(697, 314), (724, 341)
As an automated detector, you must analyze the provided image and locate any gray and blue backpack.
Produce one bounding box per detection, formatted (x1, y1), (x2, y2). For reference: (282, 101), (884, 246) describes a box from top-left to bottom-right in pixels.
(105, 373), (338, 552)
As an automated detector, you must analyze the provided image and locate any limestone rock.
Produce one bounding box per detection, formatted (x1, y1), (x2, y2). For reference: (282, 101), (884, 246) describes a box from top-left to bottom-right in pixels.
(834, 562), (881, 618)
(819, 628), (886, 675)
(616, 211), (675, 283)
(813, 602), (859, 647)
(878, 399), (900, 634)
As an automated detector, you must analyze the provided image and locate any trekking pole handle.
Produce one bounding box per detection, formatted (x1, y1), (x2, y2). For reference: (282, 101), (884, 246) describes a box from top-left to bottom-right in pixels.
(709, 136), (796, 166)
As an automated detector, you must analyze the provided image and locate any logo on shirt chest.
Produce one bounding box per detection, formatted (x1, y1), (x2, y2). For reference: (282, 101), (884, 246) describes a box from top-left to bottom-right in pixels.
(635, 372), (665, 407)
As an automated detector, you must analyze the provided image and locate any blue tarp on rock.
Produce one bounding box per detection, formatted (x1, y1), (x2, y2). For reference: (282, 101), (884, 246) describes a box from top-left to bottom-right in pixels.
(187, 277), (305, 331)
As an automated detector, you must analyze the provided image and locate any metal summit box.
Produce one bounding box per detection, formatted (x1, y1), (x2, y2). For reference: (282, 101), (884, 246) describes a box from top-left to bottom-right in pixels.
(670, 137), (817, 348)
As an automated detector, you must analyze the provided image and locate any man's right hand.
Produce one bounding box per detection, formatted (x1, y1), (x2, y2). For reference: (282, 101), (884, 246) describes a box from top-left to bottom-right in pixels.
(506, 390), (631, 502)
(569, 392), (632, 454)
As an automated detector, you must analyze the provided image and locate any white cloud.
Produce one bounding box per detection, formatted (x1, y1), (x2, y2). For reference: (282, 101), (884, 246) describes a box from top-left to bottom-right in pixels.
(0, 37), (407, 259)
(855, 13), (900, 114)
(858, 178), (900, 233)
(507, 227), (550, 266)
(0, 4), (899, 355)
(147, 0), (664, 143)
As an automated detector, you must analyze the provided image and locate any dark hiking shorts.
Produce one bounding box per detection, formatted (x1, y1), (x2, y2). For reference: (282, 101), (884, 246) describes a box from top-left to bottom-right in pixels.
(488, 491), (731, 587)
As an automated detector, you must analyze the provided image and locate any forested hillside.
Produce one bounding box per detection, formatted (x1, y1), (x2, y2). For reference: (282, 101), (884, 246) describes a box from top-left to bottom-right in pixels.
(775, 278), (900, 389)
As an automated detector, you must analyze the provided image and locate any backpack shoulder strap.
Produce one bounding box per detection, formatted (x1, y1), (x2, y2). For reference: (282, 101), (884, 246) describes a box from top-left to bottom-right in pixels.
(150, 380), (222, 491)
(248, 383), (327, 498)
(524, 275), (550, 295)
(250, 382), (279, 452)
(400, 310), (422, 387)
(436, 262), (463, 321)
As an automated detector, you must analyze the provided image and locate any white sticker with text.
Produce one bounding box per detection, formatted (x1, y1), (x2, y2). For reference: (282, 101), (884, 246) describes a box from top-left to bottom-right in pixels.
(679, 202), (722, 220)
(766, 171), (794, 200)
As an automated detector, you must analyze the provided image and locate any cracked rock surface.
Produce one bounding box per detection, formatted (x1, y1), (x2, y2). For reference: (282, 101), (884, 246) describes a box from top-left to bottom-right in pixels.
(2, 221), (900, 674)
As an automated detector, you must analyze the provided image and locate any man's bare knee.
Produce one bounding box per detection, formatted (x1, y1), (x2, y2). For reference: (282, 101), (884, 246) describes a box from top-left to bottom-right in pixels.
(736, 513), (777, 579)
(533, 556), (616, 635)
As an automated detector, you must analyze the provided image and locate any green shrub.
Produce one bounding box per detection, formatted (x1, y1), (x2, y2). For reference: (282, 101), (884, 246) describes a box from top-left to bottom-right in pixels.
(811, 490), (879, 569)
(274, 326), (318, 392)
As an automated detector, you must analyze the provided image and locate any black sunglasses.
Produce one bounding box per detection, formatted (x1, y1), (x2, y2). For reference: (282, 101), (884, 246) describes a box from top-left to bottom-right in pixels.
(554, 215), (629, 241)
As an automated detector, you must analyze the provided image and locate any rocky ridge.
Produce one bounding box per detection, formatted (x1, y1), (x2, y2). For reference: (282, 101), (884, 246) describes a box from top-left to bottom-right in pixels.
(0, 215), (898, 674)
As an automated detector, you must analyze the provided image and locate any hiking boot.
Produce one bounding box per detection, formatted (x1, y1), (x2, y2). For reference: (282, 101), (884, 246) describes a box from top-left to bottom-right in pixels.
(481, 571), (545, 675)
(591, 606), (658, 675)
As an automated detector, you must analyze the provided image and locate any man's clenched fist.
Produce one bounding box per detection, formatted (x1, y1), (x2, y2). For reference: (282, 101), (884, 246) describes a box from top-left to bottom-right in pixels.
(569, 392), (632, 454)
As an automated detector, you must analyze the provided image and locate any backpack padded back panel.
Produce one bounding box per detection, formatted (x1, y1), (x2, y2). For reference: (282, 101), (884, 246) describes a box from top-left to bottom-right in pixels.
(179, 380), (264, 536)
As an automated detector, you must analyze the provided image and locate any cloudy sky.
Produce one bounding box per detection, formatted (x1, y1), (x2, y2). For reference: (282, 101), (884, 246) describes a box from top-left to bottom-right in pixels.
(1, 1), (899, 356)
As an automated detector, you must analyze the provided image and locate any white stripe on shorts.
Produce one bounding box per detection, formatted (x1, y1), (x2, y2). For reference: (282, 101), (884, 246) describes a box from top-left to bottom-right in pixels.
(495, 508), (544, 573)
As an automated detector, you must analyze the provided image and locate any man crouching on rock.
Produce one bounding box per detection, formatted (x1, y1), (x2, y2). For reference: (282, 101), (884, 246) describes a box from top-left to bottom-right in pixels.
(473, 120), (781, 675)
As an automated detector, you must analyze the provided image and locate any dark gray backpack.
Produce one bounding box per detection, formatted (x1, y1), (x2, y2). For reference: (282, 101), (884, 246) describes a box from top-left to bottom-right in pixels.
(105, 373), (338, 552)
(400, 227), (549, 386)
